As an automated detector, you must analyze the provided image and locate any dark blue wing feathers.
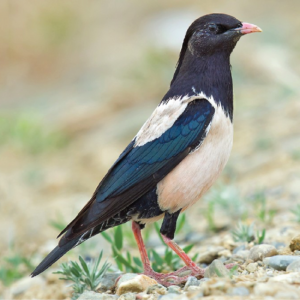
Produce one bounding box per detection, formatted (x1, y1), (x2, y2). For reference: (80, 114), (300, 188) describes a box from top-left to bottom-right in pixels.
(96, 99), (214, 202)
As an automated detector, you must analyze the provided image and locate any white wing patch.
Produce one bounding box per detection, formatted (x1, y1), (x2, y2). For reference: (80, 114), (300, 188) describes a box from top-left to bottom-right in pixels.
(134, 92), (211, 147)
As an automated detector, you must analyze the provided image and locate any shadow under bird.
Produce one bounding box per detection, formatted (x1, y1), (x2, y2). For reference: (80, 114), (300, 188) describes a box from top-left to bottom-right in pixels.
(32, 13), (261, 286)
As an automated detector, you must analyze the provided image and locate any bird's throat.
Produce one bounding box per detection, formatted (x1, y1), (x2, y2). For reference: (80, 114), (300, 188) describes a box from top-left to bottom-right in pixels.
(164, 50), (233, 120)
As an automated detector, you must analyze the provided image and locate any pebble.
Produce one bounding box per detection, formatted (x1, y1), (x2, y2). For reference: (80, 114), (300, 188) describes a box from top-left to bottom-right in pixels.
(9, 276), (45, 296)
(235, 250), (250, 260)
(167, 285), (181, 294)
(246, 262), (257, 273)
(264, 255), (300, 271)
(232, 244), (246, 254)
(77, 291), (118, 300)
(97, 273), (121, 292)
(290, 234), (300, 251)
(118, 293), (136, 300)
(197, 247), (225, 264)
(227, 286), (250, 296)
(183, 276), (199, 291)
(287, 259), (300, 272)
(146, 284), (167, 295)
(116, 274), (157, 295)
(248, 244), (278, 261)
(270, 272), (300, 284)
(204, 259), (230, 278)
(254, 282), (300, 298)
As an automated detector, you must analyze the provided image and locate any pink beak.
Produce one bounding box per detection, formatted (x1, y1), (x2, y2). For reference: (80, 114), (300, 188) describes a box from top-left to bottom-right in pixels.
(236, 22), (262, 35)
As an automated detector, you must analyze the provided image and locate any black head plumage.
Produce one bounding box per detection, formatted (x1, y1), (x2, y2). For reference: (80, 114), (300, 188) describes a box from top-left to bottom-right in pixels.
(171, 14), (243, 86)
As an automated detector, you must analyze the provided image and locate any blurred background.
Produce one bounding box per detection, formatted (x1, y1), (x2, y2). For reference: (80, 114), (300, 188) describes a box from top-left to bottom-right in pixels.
(1, 0), (300, 296)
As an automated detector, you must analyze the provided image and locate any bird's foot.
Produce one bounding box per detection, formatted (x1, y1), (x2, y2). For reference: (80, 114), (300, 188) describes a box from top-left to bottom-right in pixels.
(144, 265), (205, 287)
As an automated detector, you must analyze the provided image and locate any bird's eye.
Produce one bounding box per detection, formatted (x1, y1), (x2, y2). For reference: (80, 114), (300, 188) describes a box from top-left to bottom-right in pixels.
(208, 24), (218, 32)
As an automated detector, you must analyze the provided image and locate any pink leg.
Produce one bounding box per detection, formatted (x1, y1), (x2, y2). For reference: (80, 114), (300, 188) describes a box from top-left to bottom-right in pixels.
(132, 222), (204, 286)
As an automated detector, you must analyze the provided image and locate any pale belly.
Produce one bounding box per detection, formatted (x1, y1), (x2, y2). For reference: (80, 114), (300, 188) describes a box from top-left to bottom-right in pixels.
(156, 108), (233, 213)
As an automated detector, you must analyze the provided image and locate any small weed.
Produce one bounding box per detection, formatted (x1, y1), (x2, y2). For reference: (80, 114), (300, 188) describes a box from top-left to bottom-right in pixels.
(0, 114), (69, 154)
(0, 253), (34, 286)
(256, 228), (266, 244)
(231, 222), (255, 243)
(251, 191), (276, 224)
(291, 205), (300, 223)
(54, 251), (110, 300)
(229, 265), (239, 278)
(231, 222), (266, 244)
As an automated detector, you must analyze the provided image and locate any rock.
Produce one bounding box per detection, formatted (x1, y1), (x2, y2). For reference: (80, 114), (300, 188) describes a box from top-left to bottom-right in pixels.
(290, 234), (300, 251)
(167, 285), (181, 294)
(254, 282), (300, 298)
(248, 244), (278, 261)
(97, 273), (121, 292)
(246, 262), (257, 273)
(118, 292), (136, 300)
(235, 250), (250, 260)
(270, 272), (300, 284)
(204, 259), (230, 278)
(232, 244), (246, 254)
(159, 293), (185, 300)
(147, 284), (167, 295)
(77, 291), (118, 300)
(197, 247), (225, 264)
(186, 286), (202, 293)
(9, 276), (45, 296)
(287, 259), (300, 272)
(264, 255), (300, 271)
(227, 286), (250, 296)
(116, 274), (158, 295)
(183, 276), (199, 291)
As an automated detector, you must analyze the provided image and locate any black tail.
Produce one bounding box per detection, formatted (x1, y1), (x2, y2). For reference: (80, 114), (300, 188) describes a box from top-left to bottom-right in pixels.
(31, 238), (78, 277)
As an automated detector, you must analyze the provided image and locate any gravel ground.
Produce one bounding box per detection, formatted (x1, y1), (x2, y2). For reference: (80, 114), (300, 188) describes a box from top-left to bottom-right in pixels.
(1, 1), (300, 299)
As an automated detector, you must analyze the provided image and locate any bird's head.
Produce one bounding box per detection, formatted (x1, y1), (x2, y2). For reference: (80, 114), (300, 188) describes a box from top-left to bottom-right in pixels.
(185, 13), (262, 57)
(171, 14), (262, 86)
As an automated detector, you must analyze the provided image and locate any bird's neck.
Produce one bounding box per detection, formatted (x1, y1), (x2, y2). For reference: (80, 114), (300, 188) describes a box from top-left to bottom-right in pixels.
(163, 50), (233, 120)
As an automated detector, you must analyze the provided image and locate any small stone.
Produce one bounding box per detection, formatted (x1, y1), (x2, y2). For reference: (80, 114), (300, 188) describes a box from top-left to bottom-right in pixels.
(270, 272), (300, 284)
(227, 286), (250, 296)
(186, 286), (201, 293)
(167, 285), (181, 294)
(254, 282), (300, 297)
(287, 260), (300, 272)
(77, 291), (118, 300)
(97, 273), (121, 292)
(183, 276), (199, 291)
(246, 262), (257, 273)
(10, 276), (45, 296)
(264, 255), (300, 271)
(116, 274), (157, 295)
(235, 250), (250, 260)
(159, 293), (183, 300)
(290, 234), (300, 252)
(197, 247), (225, 264)
(118, 292), (136, 300)
(232, 244), (246, 254)
(146, 284), (167, 295)
(248, 244), (278, 262)
(204, 259), (230, 278)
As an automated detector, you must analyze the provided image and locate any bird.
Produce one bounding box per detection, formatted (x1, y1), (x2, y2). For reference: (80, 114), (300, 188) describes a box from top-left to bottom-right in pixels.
(32, 13), (261, 286)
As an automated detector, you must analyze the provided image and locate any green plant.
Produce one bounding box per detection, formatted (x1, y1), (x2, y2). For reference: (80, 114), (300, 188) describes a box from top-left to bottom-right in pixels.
(231, 222), (255, 243)
(54, 251), (110, 300)
(256, 228), (266, 244)
(231, 222), (266, 244)
(291, 205), (300, 223)
(251, 191), (276, 224)
(0, 253), (34, 286)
